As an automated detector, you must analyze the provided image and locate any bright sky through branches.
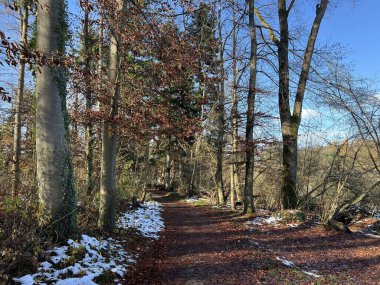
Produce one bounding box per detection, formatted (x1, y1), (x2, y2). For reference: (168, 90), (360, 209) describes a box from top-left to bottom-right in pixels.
(297, 0), (380, 79)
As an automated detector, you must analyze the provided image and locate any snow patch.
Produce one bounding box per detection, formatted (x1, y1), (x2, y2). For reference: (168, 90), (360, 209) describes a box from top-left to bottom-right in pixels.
(276, 257), (295, 267)
(246, 216), (282, 226)
(14, 234), (132, 285)
(185, 197), (199, 203)
(276, 257), (321, 278)
(117, 201), (164, 239)
(302, 270), (322, 278)
(14, 201), (164, 285)
(363, 233), (380, 239)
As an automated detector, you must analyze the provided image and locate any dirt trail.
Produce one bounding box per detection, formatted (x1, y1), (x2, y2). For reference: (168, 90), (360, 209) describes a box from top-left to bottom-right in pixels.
(124, 192), (380, 285)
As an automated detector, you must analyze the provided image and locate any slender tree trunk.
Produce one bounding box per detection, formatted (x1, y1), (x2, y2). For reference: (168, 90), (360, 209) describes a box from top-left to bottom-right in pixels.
(12, 1), (29, 195)
(243, 0), (257, 214)
(230, 0), (240, 203)
(215, 0), (225, 205)
(83, 0), (94, 195)
(98, 0), (125, 231)
(36, 0), (77, 238)
(230, 165), (235, 210)
(165, 137), (171, 191)
(97, 6), (104, 111)
(277, 0), (328, 209)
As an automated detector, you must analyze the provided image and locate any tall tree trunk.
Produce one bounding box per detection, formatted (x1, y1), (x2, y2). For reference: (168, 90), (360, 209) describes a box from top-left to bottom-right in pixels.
(97, 5), (104, 111)
(230, 0), (240, 203)
(243, 0), (257, 214)
(98, 0), (125, 231)
(83, 0), (94, 195)
(230, 165), (236, 210)
(36, 0), (77, 238)
(277, 0), (328, 209)
(12, 0), (29, 195)
(165, 137), (171, 191)
(215, 0), (225, 205)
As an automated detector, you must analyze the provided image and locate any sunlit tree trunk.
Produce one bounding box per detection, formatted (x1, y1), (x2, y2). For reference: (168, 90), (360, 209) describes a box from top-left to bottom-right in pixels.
(98, 0), (125, 231)
(215, 0), (225, 205)
(243, 0), (257, 214)
(36, 0), (77, 238)
(277, 0), (328, 209)
(12, 0), (29, 194)
(230, 0), (240, 203)
(230, 165), (236, 210)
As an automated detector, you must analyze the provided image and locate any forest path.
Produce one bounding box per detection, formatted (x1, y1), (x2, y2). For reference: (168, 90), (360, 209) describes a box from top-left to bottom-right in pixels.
(124, 192), (273, 285)
(124, 192), (380, 285)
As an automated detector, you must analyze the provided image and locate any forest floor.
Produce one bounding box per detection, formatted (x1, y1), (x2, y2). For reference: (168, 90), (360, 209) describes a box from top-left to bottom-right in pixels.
(124, 191), (380, 285)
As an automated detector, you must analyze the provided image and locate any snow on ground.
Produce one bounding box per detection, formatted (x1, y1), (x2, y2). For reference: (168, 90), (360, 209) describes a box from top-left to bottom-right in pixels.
(276, 257), (322, 278)
(276, 257), (295, 267)
(117, 201), (164, 239)
(246, 215), (300, 228)
(14, 201), (164, 285)
(185, 197), (199, 203)
(14, 235), (133, 285)
(302, 270), (322, 278)
(246, 216), (282, 226)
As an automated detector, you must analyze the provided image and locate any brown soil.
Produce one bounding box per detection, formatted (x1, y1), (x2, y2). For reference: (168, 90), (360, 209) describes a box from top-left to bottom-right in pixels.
(124, 192), (380, 285)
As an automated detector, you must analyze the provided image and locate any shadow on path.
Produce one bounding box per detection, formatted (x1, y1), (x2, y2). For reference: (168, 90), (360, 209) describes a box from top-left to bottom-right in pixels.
(123, 191), (380, 285)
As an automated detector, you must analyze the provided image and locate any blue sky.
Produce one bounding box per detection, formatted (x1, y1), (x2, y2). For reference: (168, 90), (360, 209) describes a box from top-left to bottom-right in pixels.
(317, 0), (380, 79)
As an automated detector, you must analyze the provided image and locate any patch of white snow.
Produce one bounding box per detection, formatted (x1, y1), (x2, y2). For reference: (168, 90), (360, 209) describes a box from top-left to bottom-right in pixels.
(185, 197), (199, 203)
(247, 216), (282, 226)
(302, 270), (321, 278)
(276, 257), (295, 267)
(14, 201), (164, 285)
(117, 201), (164, 239)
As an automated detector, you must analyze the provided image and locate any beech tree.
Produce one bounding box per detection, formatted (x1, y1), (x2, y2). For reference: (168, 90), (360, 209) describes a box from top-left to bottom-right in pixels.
(82, 0), (95, 195)
(12, 0), (29, 194)
(229, 0), (239, 210)
(276, 0), (329, 209)
(243, 0), (257, 214)
(215, 0), (225, 205)
(98, 0), (126, 231)
(36, 0), (77, 237)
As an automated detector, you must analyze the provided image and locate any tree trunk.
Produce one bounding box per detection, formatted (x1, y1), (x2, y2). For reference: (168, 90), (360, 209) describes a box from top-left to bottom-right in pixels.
(83, 0), (94, 195)
(230, 0), (240, 203)
(230, 165), (235, 210)
(243, 0), (257, 214)
(98, 0), (125, 231)
(277, 0), (328, 209)
(36, 0), (77, 238)
(12, 1), (29, 194)
(215, 0), (225, 205)
(165, 137), (171, 191)
(97, 6), (104, 111)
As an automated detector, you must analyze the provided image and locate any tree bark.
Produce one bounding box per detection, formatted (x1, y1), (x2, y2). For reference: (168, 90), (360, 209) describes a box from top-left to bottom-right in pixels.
(12, 1), (29, 194)
(83, 0), (94, 195)
(215, 0), (225, 205)
(165, 137), (171, 191)
(230, 165), (235, 210)
(98, 0), (125, 232)
(243, 0), (257, 214)
(277, 0), (328, 209)
(36, 0), (77, 238)
(97, 4), (104, 111)
(230, 0), (240, 203)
